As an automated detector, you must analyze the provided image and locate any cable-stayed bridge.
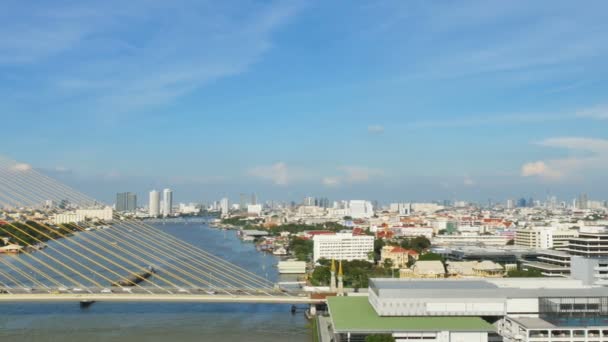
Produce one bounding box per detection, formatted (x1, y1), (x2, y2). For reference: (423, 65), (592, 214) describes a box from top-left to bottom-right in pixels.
(0, 157), (323, 305)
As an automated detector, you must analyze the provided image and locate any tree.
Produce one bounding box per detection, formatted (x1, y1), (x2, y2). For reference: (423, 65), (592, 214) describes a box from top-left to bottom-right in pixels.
(310, 266), (331, 286)
(382, 258), (394, 270)
(366, 334), (395, 342)
(506, 239), (515, 245)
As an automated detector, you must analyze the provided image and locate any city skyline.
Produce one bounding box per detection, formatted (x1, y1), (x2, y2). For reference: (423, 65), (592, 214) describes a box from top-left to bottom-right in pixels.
(2, 1), (608, 202)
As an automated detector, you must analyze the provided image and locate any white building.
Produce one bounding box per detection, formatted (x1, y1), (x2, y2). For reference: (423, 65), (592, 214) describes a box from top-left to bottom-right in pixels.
(53, 207), (114, 224)
(514, 227), (578, 250)
(389, 203), (411, 215)
(433, 234), (511, 246)
(247, 204), (262, 216)
(411, 203), (444, 213)
(149, 190), (160, 217)
(220, 198), (229, 217)
(313, 232), (374, 262)
(349, 200), (374, 219)
(162, 188), (173, 216)
(178, 203), (199, 215)
(395, 227), (434, 239)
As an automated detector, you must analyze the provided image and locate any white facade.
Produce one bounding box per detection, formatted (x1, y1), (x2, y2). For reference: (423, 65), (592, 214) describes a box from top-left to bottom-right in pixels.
(247, 204), (262, 216)
(389, 202), (412, 215)
(220, 198), (229, 217)
(349, 200), (374, 219)
(396, 227), (434, 239)
(433, 234), (511, 246)
(54, 207), (113, 224)
(515, 227), (578, 249)
(313, 233), (374, 262)
(161, 189), (173, 216)
(149, 190), (160, 217)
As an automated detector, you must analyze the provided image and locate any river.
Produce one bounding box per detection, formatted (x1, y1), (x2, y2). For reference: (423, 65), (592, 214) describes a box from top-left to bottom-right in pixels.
(0, 221), (310, 341)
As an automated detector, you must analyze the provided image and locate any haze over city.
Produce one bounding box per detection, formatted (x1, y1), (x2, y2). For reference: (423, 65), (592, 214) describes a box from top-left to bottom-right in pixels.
(2, 0), (608, 203)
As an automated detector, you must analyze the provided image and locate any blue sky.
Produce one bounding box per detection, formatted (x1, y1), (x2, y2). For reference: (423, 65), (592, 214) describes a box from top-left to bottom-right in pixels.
(1, 0), (608, 204)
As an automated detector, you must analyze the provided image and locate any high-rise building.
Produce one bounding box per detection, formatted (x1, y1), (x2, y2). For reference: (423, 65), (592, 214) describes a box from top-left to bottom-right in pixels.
(506, 199), (514, 209)
(348, 200), (374, 219)
(149, 190), (160, 217)
(303, 197), (315, 206)
(251, 193), (257, 206)
(220, 198), (229, 217)
(116, 192), (137, 212)
(577, 193), (588, 210)
(162, 188), (173, 216)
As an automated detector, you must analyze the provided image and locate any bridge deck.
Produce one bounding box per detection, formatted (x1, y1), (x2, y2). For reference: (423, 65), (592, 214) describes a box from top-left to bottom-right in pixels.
(0, 293), (325, 304)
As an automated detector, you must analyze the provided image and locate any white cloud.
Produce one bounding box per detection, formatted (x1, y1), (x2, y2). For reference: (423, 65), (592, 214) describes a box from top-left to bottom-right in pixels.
(341, 166), (384, 182)
(576, 105), (608, 120)
(11, 163), (32, 172)
(367, 125), (385, 134)
(248, 162), (290, 186)
(521, 137), (608, 181)
(322, 166), (384, 187)
(463, 176), (475, 186)
(521, 161), (563, 180)
(322, 177), (341, 187)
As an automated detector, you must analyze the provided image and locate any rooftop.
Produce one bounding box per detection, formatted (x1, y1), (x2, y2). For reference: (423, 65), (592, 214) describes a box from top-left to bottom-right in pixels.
(327, 296), (495, 333)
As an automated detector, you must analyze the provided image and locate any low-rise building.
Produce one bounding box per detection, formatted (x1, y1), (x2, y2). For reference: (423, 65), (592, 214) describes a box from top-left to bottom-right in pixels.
(380, 246), (419, 268)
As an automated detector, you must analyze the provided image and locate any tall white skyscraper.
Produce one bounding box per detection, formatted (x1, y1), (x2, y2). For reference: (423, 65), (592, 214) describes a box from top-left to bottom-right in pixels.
(149, 190), (160, 217)
(162, 188), (173, 216)
(220, 198), (229, 217)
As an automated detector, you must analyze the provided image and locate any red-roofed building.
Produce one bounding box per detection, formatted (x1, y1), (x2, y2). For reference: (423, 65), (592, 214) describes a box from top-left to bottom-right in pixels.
(380, 246), (419, 268)
(352, 227), (366, 236)
(304, 230), (336, 239)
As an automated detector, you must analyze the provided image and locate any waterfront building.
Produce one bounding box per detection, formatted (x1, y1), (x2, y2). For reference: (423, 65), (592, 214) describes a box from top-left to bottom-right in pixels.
(149, 190), (160, 217)
(277, 260), (306, 274)
(326, 277), (608, 342)
(312, 232), (374, 262)
(53, 207), (114, 224)
(116, 192), (137, 212)
(162, 188), (173, 216)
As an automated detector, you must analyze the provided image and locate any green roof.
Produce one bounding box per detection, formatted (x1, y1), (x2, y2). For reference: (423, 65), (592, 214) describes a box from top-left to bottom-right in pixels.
(327, 296), (495, 333)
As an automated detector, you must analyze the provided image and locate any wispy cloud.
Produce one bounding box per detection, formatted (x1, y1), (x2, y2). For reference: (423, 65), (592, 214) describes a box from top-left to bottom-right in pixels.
(521, 137), (608, 181)
(576, 105), (608, 120)
(0, 1), (303, 119)
(248, 162), (291, 186)
(322, 166), (384, 187)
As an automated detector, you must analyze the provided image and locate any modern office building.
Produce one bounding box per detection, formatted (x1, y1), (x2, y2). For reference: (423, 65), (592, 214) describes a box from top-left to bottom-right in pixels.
(313, 233), (374, 262)
(149, 190), (160, 217)
(161, 188), (173, 216)
(326, 278), (608, 342)
(522, 250), (571, 277)
(116, 192), (137, 212)
(515, 227), (578, 250)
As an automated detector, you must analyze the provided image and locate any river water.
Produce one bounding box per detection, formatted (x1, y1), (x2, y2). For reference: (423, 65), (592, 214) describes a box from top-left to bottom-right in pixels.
(0, 221), (310, 341)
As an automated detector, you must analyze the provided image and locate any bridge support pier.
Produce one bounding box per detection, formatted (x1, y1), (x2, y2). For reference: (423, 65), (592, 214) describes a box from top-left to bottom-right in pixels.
(309, 304), (317, 316)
